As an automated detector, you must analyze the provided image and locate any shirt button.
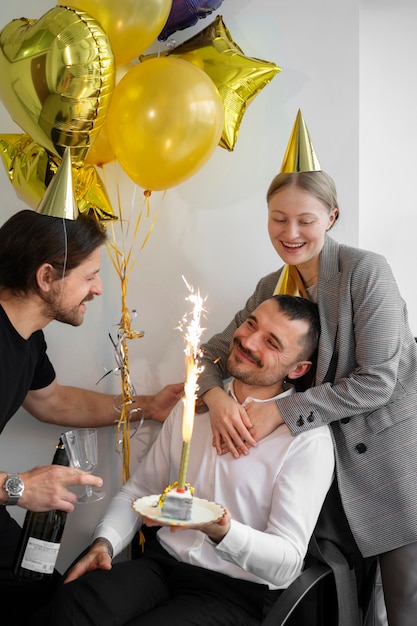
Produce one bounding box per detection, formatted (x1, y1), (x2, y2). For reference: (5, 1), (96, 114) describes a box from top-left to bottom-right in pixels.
(341, 418), (350, 424)
(307, 412), (314, 423)
(355, 443), (367, 454)
(296, 416), (304, 427)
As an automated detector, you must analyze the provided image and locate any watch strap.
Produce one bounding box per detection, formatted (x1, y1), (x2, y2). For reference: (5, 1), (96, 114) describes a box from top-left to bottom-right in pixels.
(6, 494), (20, 505)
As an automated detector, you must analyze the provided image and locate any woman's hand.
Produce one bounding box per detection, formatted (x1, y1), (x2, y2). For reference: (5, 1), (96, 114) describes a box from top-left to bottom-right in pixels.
(244, 399), (284, 441)
(202, 387), (256, 458)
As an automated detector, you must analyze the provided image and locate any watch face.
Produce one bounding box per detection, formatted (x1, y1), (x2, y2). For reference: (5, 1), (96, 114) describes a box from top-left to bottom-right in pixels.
(6, 476), (24, 496)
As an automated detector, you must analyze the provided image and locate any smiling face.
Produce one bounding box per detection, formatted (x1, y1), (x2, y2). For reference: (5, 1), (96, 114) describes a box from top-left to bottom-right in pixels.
(226, 299), (312, 397)
(42, 247), (103, 327)
(267, 186), (338, 280)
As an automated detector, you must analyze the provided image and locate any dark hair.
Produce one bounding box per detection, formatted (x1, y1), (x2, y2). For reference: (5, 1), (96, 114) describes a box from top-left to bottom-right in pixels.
(0, 210), (107, 295)
(271, 294), (320, 360)
(266, 171), (339, 227)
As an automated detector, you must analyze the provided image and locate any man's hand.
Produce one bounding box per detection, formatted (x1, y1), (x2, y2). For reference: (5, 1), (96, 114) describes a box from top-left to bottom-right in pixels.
(136, 383), (184, 423)
(144, 507), (232, 544)
(8, 465), (103, 512)
(64, 540), (112, 584)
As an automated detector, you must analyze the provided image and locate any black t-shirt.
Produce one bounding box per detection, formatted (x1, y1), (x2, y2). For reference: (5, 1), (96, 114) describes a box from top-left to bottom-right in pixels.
(0, 305), (55, 433)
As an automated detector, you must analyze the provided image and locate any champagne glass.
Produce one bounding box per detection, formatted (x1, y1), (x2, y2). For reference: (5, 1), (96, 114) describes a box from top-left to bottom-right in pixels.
(61, 428), (105, 503)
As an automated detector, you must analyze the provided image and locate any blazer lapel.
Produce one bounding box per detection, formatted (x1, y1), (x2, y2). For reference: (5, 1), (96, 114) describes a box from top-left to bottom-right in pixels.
(316, 236), (342, 383)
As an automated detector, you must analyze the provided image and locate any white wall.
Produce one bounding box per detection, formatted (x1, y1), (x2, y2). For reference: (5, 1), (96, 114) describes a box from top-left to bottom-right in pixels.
(360, 0), (417, 334)
(0, 0), (359, 571)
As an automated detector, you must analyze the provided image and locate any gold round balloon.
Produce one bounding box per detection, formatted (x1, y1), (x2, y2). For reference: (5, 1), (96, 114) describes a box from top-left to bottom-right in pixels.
(62, 0), (173, 65)
(0, 6), (115, 166)
(86, 62), (134, 167)
(107, 57), (224, 191)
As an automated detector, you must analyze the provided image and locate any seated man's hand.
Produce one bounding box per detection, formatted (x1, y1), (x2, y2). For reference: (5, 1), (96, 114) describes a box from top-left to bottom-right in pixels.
(144, 507), (231, 544)
(64, 539), (113, 584)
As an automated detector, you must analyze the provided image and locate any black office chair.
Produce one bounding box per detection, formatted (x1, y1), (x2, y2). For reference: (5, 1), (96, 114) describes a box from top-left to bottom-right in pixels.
(260, 481), (378, 626)
(260, 545), (377, 626)
(261, 553), (336, 625)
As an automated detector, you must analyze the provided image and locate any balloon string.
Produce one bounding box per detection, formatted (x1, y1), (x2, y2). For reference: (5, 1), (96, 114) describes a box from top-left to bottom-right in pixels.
(118, 276), (133, 482)
(98, 172), (165, 550)
(103, 176), (162, 484)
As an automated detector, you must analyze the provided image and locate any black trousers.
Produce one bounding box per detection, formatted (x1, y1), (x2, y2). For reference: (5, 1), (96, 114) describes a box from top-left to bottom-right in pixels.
(37, 539), (281, 626)
(0, 506), (61, 626)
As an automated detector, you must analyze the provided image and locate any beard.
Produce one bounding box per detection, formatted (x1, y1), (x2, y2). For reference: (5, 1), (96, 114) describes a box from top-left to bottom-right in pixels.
(226, 339), (285, 387)
(53, 305), (85, 327)
(41, 289), (92, 327)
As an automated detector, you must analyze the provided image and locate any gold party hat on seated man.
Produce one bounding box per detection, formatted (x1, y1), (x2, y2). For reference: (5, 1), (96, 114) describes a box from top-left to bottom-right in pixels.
(36, 148), (79, 219)
(280, 109), (321, 173)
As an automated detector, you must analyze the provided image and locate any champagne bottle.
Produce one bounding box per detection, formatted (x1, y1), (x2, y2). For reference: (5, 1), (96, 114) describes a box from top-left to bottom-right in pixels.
(13, 438), (69, 582)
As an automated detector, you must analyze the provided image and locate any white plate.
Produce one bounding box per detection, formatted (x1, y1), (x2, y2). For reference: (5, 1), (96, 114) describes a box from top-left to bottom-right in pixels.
(132, 494), (225, 527)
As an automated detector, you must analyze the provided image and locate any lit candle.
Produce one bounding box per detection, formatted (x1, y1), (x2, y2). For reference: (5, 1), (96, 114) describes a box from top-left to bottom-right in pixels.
(177, 278), (205, 491)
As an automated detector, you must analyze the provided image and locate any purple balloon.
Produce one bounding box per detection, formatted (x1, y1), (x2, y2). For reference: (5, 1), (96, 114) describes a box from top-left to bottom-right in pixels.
(158, 0), (224, 41)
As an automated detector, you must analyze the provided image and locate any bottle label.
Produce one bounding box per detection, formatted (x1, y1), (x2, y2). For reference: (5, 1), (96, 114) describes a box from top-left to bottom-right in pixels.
(21, 537), (60, 574)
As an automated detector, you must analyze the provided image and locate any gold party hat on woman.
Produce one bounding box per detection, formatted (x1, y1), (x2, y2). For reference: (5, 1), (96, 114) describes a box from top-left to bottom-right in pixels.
(280, 109), (321, 173)
(36, 148), (79, 219)
(273, 265), (309, 299)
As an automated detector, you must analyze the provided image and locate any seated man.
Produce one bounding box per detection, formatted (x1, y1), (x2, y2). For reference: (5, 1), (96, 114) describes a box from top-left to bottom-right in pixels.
(38, 295), (334, 626)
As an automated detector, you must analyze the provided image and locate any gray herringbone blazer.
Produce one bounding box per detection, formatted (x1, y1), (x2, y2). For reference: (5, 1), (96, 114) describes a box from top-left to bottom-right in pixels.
(200, 235), (417, 558)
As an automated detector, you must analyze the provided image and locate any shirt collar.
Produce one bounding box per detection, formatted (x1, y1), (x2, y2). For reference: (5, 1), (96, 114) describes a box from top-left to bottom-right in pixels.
(224, 378), (294, 407)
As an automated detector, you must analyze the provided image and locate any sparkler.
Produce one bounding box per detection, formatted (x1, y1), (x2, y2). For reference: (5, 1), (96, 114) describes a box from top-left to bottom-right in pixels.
(177, 277), (206, 491)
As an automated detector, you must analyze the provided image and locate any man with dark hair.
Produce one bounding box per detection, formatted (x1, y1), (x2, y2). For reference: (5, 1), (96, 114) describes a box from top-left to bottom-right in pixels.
(40, 295), (334, 626)
(0, 210), (183, 617)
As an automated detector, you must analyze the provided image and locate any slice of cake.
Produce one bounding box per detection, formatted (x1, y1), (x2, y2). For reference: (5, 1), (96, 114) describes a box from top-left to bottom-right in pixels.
(161, 485), (193, 521)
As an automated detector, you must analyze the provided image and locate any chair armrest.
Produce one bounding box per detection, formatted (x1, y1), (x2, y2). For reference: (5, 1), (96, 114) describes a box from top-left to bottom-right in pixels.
(261, 562), (333, 625)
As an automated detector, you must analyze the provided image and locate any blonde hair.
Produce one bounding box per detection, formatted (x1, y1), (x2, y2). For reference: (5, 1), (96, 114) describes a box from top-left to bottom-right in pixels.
(266, 171), (339, 224)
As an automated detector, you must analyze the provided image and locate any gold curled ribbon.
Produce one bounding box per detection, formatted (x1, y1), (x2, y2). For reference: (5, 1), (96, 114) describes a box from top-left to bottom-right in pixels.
(158, 482), (195, 507)
(101, 184), (161, 484)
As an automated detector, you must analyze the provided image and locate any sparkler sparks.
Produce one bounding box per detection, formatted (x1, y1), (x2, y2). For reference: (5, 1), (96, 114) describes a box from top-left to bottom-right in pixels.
(177, 276), (206, 490)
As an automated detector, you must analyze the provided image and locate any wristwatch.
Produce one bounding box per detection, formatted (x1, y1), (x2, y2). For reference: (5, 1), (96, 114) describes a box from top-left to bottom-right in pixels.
(3, 473), (24, 505)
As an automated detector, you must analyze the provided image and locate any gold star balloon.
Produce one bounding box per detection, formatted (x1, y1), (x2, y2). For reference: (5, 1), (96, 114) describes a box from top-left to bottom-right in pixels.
(142, 15), (281, 151)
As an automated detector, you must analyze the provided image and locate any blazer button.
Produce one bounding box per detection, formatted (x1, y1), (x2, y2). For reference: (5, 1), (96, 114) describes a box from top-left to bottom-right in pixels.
(296, 416), (304, 427)
(355, 443), (367, 454)
(307, 412), (314, 422)
(341, 417), (350, 424)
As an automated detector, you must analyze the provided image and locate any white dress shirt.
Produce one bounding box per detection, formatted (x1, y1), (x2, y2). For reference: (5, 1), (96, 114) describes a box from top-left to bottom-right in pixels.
(94, 380), (334, 590)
